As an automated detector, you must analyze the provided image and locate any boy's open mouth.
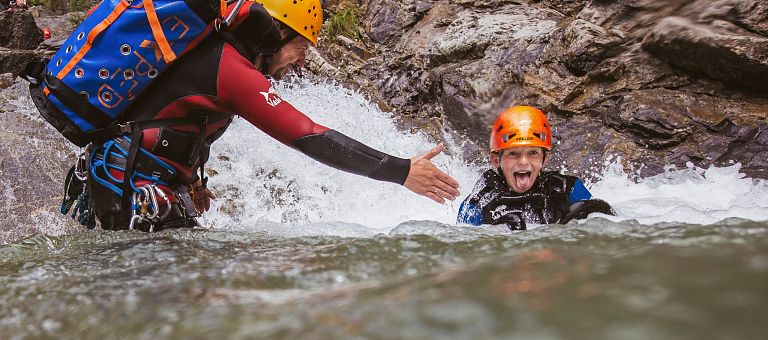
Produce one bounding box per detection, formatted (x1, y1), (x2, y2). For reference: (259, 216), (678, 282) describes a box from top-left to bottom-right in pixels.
(514, 171), (532, 189)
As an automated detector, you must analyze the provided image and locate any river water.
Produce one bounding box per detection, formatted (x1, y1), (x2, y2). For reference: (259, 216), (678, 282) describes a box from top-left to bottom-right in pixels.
(1, 79), (767, 339)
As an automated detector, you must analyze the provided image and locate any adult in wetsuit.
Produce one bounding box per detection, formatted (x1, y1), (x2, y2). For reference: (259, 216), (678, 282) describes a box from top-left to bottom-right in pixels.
(86, 0), (460, 231)
(457, 106), (612, 230)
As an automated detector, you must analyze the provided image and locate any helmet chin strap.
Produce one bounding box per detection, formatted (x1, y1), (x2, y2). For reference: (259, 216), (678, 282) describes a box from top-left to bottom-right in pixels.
(227, 3), (300, 75)
(259, 55), (273, 75)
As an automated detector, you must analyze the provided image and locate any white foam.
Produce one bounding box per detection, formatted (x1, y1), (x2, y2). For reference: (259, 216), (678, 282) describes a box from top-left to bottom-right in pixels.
(200, 78), (481, 232)
(590, 161), (768, 225)
(201, 78), (768, 233)
(6, 77), (767, 236)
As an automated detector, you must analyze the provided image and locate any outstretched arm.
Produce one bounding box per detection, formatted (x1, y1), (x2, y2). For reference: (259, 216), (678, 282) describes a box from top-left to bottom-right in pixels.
(219, 45), (459, 202)
(295, 131), (460, 203)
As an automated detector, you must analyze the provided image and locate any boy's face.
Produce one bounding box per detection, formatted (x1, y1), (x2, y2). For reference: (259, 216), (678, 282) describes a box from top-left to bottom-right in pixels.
(491, 146), (547, 194)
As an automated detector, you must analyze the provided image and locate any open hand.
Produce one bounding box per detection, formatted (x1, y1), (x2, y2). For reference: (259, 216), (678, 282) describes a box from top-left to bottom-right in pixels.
(403, 143), (460, 204)
(191, 181), (216, 213)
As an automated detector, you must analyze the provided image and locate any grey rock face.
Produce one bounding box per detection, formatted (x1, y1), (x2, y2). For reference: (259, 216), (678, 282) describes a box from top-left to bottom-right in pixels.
(0, 72), (13, 89)
(0, 8), (48, 75)
(313, 0), (768, 179)
(366, 0), (434, 44)
(562, 19), (623, 75)
(643, 16), (768, 93)
(0, 8), (43, 50)
(0, 47), (41, 76)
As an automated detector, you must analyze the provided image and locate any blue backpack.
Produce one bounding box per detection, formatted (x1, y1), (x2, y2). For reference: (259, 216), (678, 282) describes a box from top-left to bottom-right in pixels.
(23, 0), (243, 147)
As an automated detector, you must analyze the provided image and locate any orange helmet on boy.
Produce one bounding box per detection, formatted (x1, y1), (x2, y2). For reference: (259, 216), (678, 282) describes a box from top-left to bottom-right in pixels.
(489, 106), (552, 152)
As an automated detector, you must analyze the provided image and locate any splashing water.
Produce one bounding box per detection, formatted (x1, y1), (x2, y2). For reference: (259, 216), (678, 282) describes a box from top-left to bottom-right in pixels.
(201, 79), (481, 236)
(197, 78), (768, 235)
(2, 78), (767, 238)
(2, 78), (768, 339)
(591, 161), (768, 225)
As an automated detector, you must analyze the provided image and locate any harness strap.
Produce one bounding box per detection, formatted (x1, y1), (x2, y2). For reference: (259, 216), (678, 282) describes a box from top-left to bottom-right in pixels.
(106, 113), (230, 214)
(120, 125), (144, 216)
(103, 148), (176, 184)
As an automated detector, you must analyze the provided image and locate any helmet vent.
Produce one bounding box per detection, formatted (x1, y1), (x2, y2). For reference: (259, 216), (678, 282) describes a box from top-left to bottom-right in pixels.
(496, 125), (504, 132)
(501, 133), (515, 142)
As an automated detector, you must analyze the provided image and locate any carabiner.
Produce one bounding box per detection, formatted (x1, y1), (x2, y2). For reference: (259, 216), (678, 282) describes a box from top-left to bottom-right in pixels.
(74, 152), (88, 181)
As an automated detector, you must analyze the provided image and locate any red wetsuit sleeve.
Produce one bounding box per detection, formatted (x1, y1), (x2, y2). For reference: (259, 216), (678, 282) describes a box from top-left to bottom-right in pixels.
(217, 44), (329, 144)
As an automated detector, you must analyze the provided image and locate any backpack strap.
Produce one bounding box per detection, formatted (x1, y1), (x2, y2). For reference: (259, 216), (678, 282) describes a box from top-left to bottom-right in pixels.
(45, 72), (114, 129)
(143, 0), (177, 63)
(218, 29), (254, 61)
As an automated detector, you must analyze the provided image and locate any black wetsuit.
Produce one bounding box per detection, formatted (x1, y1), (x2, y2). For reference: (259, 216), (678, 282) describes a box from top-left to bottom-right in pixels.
(457, 169), (593, 230)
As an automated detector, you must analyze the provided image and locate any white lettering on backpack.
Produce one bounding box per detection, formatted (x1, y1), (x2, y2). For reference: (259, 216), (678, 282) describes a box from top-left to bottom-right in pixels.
(260, 87), (283, 107)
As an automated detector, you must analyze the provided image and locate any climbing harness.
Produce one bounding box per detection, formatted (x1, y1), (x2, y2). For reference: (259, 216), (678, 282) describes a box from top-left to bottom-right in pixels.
(128, 184), (171, 231)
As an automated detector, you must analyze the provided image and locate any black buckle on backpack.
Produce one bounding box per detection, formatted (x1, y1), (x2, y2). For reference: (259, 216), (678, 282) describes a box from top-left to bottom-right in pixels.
(118, 122), (134, 134)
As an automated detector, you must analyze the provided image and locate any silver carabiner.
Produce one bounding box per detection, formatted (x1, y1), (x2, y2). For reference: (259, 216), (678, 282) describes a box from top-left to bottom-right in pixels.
(138, 185), (160, 220)
(74, 152), (88, 181)
(129, 191), (142, 230)
(153, 185), (172, 220)
(128, 214), (143, 231)
(222, 0), (246, 28)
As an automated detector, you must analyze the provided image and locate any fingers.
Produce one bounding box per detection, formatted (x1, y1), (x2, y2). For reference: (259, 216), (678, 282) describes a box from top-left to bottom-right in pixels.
(434, 180), (459, 199)
(424, 191), (444, 204)
(404, 143), (462, 203)
(420, 143), (445, 161)
(195, 199), (209, 213)
(436, 169), (460, 190)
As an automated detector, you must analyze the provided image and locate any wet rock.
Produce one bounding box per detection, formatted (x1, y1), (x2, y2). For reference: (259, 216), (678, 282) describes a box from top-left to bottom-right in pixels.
(695, 0), (768, 36)
(642, 16), (768, 93)
(0, 72), (14, 89)
(0, 7), (43, 50)
(562, 19), (624, 75)
(366, 0), (433, 44)
(34, 12), (80, 49)
(312, 0), (768, 179)
(0, 47), (41, 76)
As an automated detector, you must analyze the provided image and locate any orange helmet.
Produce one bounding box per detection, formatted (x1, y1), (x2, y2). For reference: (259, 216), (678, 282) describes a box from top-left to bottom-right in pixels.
(258, 0), (323, 46)
(489, 106), (552, 152)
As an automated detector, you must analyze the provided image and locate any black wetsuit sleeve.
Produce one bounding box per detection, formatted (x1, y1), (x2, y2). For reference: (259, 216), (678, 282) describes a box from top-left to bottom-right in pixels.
(293, 130), (411, 185)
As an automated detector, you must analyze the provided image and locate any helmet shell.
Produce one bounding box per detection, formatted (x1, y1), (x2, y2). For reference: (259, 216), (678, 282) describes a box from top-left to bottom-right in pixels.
(258, 0), (323, 45)
(489, 106), (552, 152)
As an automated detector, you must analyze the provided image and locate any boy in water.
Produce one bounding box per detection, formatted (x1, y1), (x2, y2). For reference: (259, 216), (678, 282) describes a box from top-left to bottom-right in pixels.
(457, 106), (612, 230)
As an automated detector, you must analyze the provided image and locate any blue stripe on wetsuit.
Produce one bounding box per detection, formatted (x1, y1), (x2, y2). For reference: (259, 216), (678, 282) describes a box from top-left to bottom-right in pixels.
(457, 201), (483, 226)
(568, 179), (592, 205)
